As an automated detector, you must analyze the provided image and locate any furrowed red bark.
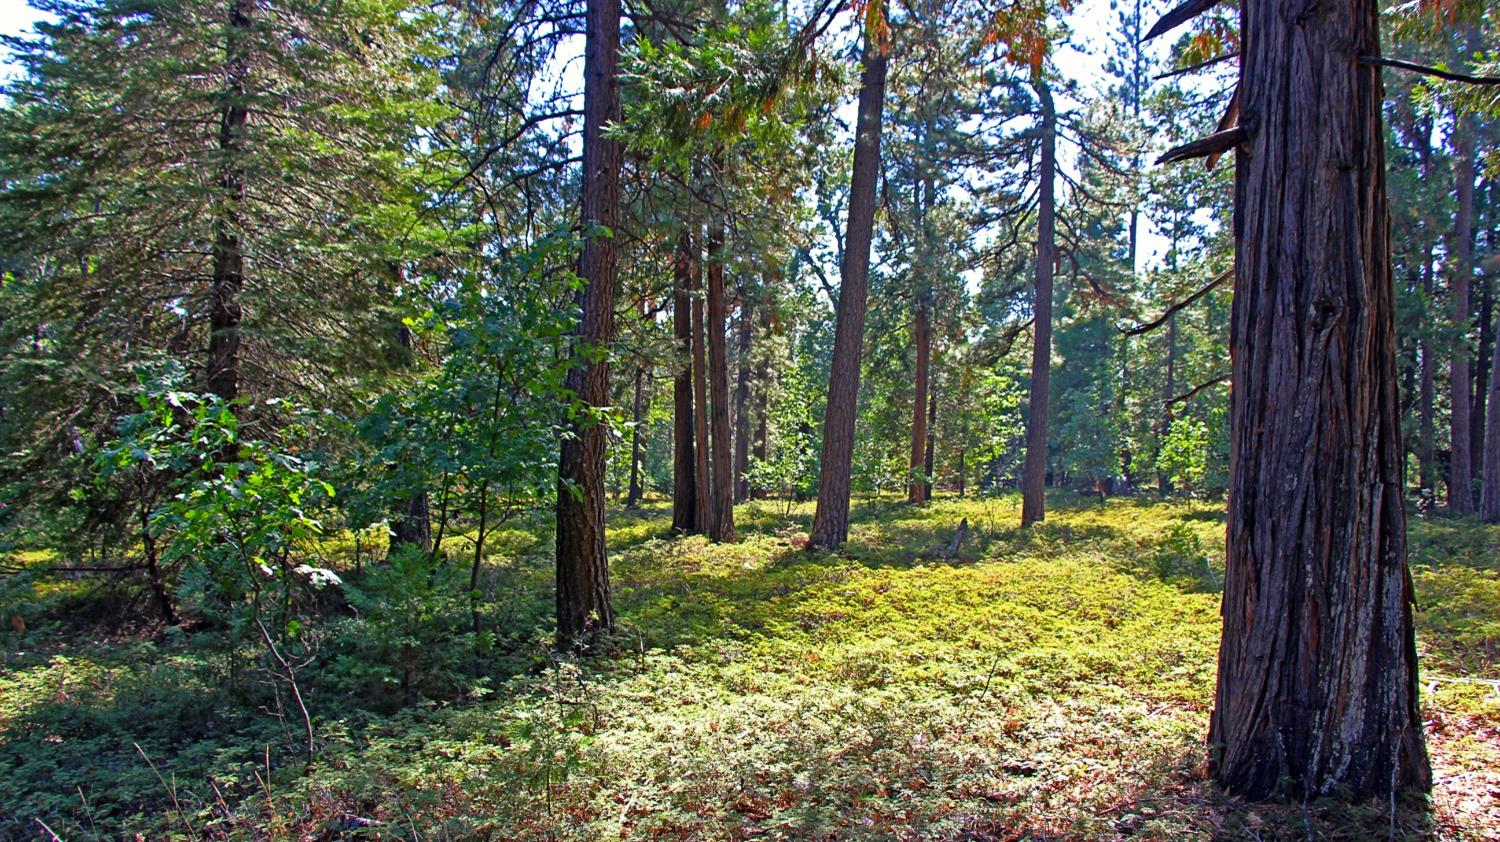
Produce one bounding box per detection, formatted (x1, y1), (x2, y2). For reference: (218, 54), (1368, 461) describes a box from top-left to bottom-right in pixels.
(1207, 0), (1430, 798)
(809, 36), (887, 548)
(1020, 77), (1056, 528)
(555, 0), (620, 647)
(671, 230), (697, 532)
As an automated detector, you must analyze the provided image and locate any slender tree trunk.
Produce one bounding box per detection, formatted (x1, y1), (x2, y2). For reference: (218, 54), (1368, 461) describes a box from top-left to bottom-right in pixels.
(1473, 274), (1493, 486)
(1419, 260), (1436, 500)
(733, 289), (753, 503)
(1020, 77), (1056, 528)
(1208, 0), (1429, 798)
(207, 0), (251, 404)
(626, 363), (646, 508)
(1157, 311), (1178, 494)
(691, 224), (714, 536)
(706, 198), (736, 543)
(751, 302), (771, 500)
(672, 231), (697, 532)
(1449, 113), (1476, 513)
(908, 298), (931, 504)
(809, 37), (887, 548)
(139, 472), (178, 625)
(923, 386), (936, 501)
(555, 0), (620, 647)
(1482, 307), (1500, 522)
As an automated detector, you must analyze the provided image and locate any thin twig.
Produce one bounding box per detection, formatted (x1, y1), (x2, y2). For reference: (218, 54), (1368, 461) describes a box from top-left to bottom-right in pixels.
(1360, 56), (1500, 86)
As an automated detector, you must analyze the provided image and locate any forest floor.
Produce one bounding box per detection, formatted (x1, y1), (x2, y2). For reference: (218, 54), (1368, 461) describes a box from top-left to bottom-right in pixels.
(2, 494), (1497, 840)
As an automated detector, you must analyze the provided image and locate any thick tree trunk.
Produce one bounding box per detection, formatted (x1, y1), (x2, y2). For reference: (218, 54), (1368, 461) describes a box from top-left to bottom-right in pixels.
(706, 206), (736, 542)
(908, 298), (931, 504)
(1208, 0), (1429, 798)
(555, 0), (620, 647)
(809, 39), (887, 548)
(1449, 114), (1476, 513)
(626, 363), (646, 508)
(1020, 78), (1056, 528)
(733, 289), (753, 503)
(672, 231), (697, 532)
(1482, 307), (1500, 523)
(207, 0), (251, 404)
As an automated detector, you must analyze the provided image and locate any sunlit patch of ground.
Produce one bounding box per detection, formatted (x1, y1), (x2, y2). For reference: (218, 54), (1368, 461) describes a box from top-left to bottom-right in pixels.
(2, 493), (1496, 839)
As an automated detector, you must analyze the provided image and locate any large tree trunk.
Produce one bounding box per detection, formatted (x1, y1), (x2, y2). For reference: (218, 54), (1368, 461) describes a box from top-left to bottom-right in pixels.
(706, 202), (736, 542)
(1208, 0), (1430, 798)
(908, 297), (931, 504)
(1019, 77), (1056, 528)
(555, 0), (620, 647)
(1482, 306), (1500, 522)
(207, 0), (251, 404)
(671, 231), (697, 532)
(1448, 113), (1476, 513)
(809, 37), (887, 548)
(733, 288), (753, 503)
(626, 363), (646, 508)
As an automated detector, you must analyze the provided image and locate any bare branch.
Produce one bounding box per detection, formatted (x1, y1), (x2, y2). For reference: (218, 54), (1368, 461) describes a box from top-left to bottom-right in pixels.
(1156, 127), (1246, 165)
(1123, 269), (1232, 336)
(1359, 56), (1500, 86)
(1144, 0), (1225, 43)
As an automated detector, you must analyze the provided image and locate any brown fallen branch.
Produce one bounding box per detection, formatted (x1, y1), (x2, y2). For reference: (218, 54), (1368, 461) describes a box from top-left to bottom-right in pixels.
(1155, 51), (1239, 80)
(944, 518), (969, 560)
(1165, 374), (1230, 406)
(1360, 56), (1500, 86)
(1156, 127), (1247, 165)
(1144, 0), (1225, 42)
(1123, 269), (1232, 336)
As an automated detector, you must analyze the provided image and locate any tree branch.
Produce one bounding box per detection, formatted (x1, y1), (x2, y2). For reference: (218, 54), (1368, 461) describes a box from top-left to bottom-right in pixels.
(1123, 269), (1232, 336)
(1144, 0), (1225, 43)
(1164, 373), (1230, 406)
(1155, 127), (1246, 165)
(1359, 56), (1500, 86)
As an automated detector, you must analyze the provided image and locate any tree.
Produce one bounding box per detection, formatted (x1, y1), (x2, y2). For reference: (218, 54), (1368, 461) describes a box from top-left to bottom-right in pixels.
(555, 0), (621, 647)
(672, 229), (699, 531)
(705, 174), (736, 542)
(1152, 0), (1431, 798)
(1019, 75), (1056, 527)
(810, 15), (889, 548)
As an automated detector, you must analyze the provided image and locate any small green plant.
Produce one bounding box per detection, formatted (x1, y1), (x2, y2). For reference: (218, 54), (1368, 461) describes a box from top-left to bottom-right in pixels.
(1152, 521), (1219, 592)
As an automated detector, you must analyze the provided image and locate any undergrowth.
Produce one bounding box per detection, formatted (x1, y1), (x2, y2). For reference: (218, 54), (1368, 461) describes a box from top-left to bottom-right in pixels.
(2, 494), (1496, 840)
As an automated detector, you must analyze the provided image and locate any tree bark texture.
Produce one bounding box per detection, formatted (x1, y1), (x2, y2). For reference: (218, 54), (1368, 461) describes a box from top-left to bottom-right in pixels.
(1209, 0), (1430, 798)
(555, 0), (620, 647)
(809, 40), (887, 548)
(672, 231), (697, 532)
(1020, 78), (1056, 528)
